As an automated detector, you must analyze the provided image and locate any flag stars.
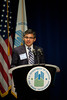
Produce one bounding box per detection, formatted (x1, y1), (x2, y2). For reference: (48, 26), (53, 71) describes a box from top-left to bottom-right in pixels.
(3, 34), (5, 37)
(9, 21), (11, 23)
(8, 5), (9, 8)
(2, 9), (5, 12)
(8, 0), (10, 3)
(6, 15), (8, 18)
(0, 0), (12, 39)
(1, 15), (4, 17)
(10, 16), (12, 19)
(3, 30), (6, 33)
(4, 0), (6, 1)
(3, 4), (6, 7)
(4, 25), (7, 27)
(0, 25), (2, 27)
(9, 26), (10, 28)
(5, 20), (7, 23)
(1, 20), (3, 22)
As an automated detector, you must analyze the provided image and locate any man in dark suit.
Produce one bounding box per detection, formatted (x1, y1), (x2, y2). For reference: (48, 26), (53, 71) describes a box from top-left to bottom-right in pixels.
(11, 29), (50, 100)
(11, 29), (45, 67)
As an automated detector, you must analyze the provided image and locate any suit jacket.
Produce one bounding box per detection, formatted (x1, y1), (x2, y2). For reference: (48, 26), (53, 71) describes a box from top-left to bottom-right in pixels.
(11, 45), (45, 67)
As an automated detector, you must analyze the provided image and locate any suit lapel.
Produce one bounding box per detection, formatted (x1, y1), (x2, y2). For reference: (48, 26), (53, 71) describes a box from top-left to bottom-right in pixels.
(20, 45), (28, 64)
(20, 45), (26, 53)
(33, 45), (38, 64)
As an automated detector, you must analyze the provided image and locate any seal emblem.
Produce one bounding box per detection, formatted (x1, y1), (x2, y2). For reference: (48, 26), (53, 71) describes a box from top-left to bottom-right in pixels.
(27, 66), (51, 91)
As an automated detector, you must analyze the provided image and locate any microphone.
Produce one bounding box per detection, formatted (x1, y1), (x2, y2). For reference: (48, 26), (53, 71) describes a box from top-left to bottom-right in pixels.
(37, 48), (43, 55)
(32, 49), (36, 56)
(37, 48), (43, 64)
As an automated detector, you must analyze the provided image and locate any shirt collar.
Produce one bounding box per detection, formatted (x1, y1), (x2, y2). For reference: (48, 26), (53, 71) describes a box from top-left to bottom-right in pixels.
(25, 44), (33, 51)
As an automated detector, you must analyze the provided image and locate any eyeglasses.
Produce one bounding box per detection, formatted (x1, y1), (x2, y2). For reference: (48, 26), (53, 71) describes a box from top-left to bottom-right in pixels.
(24, 37), (35, 39)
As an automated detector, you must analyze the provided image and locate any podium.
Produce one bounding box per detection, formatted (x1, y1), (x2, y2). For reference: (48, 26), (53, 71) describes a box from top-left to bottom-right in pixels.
(9, 64), (60, 100)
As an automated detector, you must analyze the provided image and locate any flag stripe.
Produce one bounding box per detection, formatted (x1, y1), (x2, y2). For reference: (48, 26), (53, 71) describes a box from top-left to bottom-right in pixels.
(0, 73), (9, 92)
(0, 35), (8, 55)
(0, 53), (9, 73)
(0, 52), (12, 79)
(0, 64), (9, 85)
(0, 35), (12, 65)
(0, 54), (11, 81)
(0, 45), (10, 69)
(0, 83), (5, 93)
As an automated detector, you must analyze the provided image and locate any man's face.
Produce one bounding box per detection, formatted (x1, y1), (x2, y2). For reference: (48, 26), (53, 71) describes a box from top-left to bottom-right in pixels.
(23, 34), (36, 47)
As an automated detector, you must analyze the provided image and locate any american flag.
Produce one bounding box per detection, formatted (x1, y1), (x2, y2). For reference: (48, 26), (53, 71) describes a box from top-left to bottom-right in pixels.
(0, 0), (13, 97)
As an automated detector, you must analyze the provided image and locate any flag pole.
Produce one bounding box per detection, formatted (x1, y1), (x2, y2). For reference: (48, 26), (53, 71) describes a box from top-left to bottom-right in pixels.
(7, 0), (10, 56)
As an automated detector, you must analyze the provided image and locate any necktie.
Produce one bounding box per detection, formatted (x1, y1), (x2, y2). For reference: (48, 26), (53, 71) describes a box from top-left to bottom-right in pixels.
(28, 47), (34, 64)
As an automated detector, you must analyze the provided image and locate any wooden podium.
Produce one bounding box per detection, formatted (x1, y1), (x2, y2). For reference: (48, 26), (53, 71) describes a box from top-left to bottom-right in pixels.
(9, 64), (60, 100)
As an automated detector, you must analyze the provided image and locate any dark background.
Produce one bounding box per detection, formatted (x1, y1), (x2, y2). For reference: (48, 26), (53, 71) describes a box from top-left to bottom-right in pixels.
(0, 0), (67, 100)
(25, 1), (67, 100)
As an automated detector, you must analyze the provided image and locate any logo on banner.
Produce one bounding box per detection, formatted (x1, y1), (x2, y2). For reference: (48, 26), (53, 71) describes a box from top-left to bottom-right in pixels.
(26, 66), (51, 91)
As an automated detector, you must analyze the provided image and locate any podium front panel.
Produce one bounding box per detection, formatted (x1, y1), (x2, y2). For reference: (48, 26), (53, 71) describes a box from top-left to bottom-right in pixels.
(12, 64), (56, 100)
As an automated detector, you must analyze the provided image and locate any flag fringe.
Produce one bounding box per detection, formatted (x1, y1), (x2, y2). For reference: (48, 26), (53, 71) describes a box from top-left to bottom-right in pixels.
(0, 85), (17, 98)
(0, 86), (11, 97)
(11, 91), (17, 98)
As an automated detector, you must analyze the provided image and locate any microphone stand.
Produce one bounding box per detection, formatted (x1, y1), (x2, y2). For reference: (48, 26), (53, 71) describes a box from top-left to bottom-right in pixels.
(37, 48), (43, 64)
(37, 51), (40, 64)
(32, 49), (43, 64)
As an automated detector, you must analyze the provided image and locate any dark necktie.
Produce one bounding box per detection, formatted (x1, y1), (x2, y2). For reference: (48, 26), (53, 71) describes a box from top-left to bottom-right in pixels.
(28, 47), (34, 64)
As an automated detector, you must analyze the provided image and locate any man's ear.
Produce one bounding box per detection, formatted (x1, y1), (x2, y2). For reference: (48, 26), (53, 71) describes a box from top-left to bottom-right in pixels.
(34, 38), (36, 42)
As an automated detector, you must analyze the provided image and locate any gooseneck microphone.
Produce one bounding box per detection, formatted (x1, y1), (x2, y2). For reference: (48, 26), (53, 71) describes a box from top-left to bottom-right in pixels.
(32, 49), (36, 56)
(37, 48), (43, 64)
(37, 48), (43, 55)
(32, 48), (43, 64)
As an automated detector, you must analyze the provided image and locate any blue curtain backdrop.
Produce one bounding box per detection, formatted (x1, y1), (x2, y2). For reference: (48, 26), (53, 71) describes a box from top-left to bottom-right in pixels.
(0, 0), (67, 100)
(25, 0), (67, 100)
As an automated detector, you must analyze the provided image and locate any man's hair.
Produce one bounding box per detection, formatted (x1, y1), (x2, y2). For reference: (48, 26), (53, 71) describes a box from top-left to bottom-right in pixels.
(23, 29), (36, 38)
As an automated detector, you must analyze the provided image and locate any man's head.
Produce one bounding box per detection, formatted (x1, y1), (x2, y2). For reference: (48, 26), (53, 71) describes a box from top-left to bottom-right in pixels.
(23, 29), (36, 47)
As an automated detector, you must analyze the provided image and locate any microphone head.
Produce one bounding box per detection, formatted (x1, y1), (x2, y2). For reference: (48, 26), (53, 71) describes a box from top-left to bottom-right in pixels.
(32, 49), (35, 52)
(37, 48), (43, 55)
(37, 48), (41, 52)
(32, 49), (36, 55)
